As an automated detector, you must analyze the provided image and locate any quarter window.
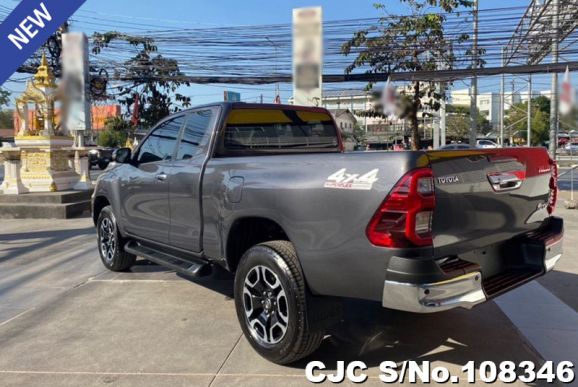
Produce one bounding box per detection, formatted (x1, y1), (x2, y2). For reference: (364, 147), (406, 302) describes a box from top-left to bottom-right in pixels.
(137, 116), (184, 164)
(176, 109), (214, 160)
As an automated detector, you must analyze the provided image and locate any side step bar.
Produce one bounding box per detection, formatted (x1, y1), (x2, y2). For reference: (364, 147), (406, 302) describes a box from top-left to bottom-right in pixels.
(124, 241), (212, 277)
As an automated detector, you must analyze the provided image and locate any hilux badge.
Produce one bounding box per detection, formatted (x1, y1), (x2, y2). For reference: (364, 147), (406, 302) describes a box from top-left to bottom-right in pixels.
(437, 175), (460, 184)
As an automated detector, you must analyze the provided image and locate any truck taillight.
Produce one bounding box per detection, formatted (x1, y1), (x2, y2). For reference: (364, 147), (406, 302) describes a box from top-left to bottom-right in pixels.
(548, 159), (558, 214)
(366, 168), (435, 248)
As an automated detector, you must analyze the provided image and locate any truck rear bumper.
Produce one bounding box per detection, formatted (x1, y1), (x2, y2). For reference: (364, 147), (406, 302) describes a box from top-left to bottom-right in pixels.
(382, 216), (563, 313)
(382, 271), (486, 313)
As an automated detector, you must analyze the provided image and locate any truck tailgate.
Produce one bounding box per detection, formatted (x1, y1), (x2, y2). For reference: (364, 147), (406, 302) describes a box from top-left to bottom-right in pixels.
(427, 148), (555, 258)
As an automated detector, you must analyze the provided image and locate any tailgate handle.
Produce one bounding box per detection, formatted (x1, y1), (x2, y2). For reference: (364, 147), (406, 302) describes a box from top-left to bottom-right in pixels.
(487, 172), (523, 192)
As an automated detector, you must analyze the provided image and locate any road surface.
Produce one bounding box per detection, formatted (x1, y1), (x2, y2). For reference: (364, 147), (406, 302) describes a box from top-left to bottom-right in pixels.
(0, 207), (577, 386)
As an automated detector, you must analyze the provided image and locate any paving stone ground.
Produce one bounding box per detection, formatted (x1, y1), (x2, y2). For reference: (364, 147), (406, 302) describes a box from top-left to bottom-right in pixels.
(0, 205), (576, 386)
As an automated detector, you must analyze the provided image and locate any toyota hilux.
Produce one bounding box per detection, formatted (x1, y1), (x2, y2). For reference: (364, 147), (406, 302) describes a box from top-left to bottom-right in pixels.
(92, 102), (563, 364)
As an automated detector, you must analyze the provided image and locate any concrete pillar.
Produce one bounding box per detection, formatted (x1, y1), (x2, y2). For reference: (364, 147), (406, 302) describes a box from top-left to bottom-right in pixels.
(73, 150), (91, 191)
(1, 159), (27, 195)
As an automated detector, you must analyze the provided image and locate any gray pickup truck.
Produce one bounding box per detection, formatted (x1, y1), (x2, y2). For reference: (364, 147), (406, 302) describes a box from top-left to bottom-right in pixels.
(92, 102), (563, 364)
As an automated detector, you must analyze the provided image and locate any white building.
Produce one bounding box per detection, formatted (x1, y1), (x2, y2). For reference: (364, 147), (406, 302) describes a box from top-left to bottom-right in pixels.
(320, 89), (387, 130)
(326, 109), (356, 134)
(451, 88), (552, 130)
(520, 90), (551, 103)
(450, 89), (521, 129)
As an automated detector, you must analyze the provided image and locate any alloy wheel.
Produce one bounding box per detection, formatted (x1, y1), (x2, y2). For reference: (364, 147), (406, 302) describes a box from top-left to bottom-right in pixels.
(99, 217), (116, 263)
(242, 265), (289, 346)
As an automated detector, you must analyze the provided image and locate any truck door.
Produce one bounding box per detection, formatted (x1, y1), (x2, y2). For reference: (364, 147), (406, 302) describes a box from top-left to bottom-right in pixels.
(167, 107), (220, 253)
(120, 115), (185, 244)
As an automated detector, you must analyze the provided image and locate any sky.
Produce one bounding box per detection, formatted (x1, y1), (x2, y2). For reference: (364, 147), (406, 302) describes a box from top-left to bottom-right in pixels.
(0, 0), (570, 108)
(75, 0), (517, 27)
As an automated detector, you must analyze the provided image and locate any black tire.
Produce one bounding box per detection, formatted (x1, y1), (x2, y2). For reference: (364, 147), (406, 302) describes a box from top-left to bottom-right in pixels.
(96, 206), (136, 271)
(98, 160), (109, 170)
(234, 240), (324, 364)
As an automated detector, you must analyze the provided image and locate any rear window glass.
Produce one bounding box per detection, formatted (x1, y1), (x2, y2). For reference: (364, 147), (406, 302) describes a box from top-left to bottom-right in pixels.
(219, 108), (339, 156)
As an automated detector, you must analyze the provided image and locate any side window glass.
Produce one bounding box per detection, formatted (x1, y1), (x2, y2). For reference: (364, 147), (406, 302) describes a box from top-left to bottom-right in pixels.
(177, 109), (214, 160)
(137, 116), (185, 164)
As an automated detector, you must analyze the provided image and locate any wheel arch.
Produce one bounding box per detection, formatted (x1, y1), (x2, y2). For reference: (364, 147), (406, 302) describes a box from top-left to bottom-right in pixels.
(225, 216), (290, 272)
(92, 195), (111, 226)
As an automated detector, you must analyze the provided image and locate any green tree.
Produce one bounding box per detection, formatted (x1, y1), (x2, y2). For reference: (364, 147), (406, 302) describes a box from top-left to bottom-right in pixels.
(97, 117), (131, 147)
(0, 88), (10, 108)
(505, 99), (549, 146)
(92, 32), (192, 128)
(446, 104), (491, 140)
(533, 95), (550, 114)
(0, 110), (14, 129)
(0, 88), (13, 129)
(342, 0), (474, 150)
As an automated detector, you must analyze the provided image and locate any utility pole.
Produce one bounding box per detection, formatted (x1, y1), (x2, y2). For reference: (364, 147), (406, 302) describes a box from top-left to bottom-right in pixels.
(434, 82), (446, 149)
(266, 37), (280, 102)
(500, 48), (506, 147)
(527, 75), (532, 146)
(549, 0), (560, 159)
(469, 0), (479, 147)
(440, 94), (446, 147)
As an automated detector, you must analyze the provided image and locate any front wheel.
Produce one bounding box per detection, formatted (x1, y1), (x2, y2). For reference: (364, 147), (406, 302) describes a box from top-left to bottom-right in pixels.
(234, 241), (324, 364)
(96, 206), (136, 271)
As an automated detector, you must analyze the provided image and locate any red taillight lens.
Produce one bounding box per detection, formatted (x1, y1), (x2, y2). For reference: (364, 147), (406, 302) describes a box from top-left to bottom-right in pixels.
(366, 168), (435, 248)
(548, 159), (558, 214)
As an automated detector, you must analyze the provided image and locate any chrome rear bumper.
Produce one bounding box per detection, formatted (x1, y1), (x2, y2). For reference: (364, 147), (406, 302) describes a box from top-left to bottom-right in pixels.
(545, 253), (562, 272)
(382, 271), (486, 313)
(382, 217), (563, 313)
(382, 253), (562, 314)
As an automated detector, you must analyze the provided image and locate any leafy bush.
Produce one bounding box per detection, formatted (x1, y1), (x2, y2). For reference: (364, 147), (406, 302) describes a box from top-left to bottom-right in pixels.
(97, 117), (131, 147)
(97, 129), (127, 147)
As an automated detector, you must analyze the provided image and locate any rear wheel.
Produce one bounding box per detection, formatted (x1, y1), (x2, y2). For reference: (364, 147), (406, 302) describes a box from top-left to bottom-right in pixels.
(98, 160), (109, 170)
(234, 241), (324, 364)
(96, 206), (136, 271)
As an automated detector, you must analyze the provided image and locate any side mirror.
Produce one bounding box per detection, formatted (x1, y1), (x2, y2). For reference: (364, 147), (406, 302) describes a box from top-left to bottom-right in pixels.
(112, 148), (132, 164)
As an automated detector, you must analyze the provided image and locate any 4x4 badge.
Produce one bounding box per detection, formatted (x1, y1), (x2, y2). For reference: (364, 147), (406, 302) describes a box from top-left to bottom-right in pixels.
(324, 168), (379, 190)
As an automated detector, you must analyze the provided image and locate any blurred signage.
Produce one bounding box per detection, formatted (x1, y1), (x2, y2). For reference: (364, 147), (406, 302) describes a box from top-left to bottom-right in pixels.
(560, 66), (574, 115)
(224, 91), (241, 102)
(293, 7), (322, 106)
(62, 32), (92, 132)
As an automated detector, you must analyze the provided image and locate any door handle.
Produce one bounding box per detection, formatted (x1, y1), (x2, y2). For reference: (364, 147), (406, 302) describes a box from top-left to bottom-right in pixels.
(155, 173), (167, 181)
(487, 172), (524, 192)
